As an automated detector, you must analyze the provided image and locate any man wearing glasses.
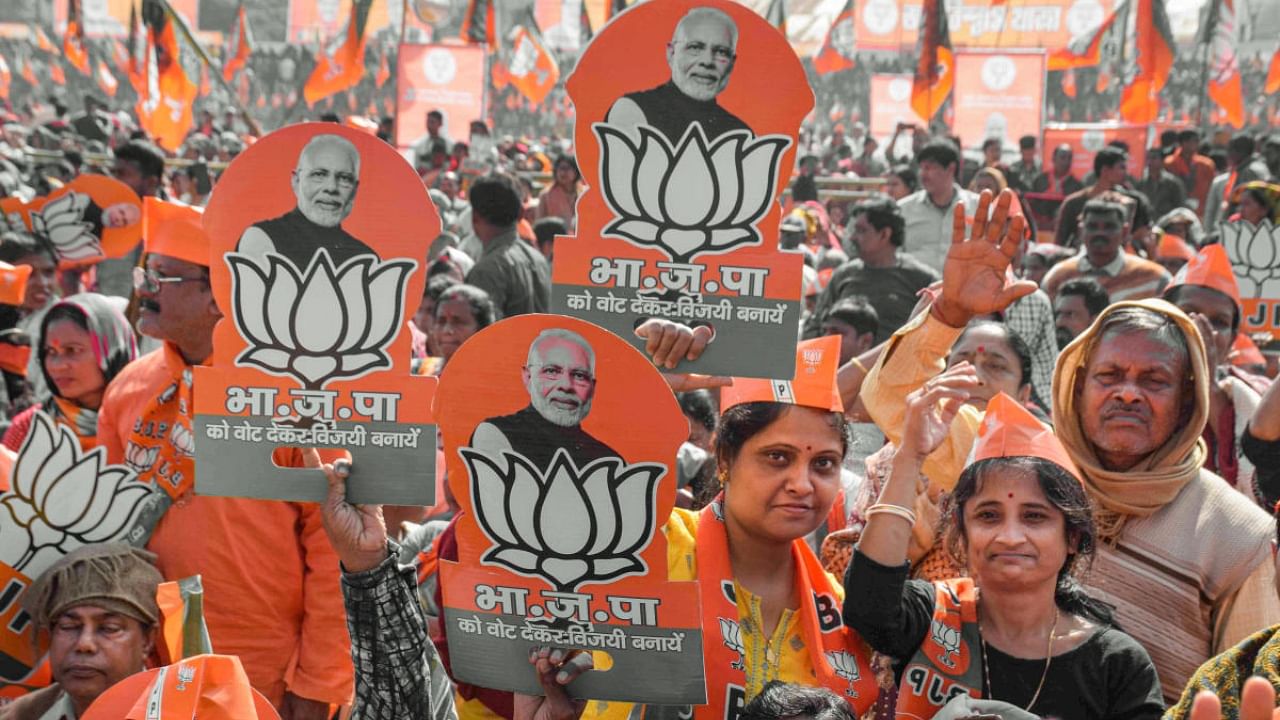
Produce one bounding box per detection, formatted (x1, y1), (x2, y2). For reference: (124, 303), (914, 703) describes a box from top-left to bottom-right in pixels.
(237, 133), (377, 269)
(470, 328), (620, 473)
(605, 6), (752, 144)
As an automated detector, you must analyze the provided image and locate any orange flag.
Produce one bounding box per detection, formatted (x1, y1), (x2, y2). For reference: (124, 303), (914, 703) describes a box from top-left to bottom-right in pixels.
(1266, 45), (1280, 94)
(460, 0), (496, 49)
(49, 62), (66, 86)
(1203, 0), (1244, 128)
(375, 47), (390, 87)
(302, 0), (373, 106)
(812, 0), (855, 75)
(223, 1), (252, 82)
(1062, 67), (1077, 97)
(0, 55), (9, 99)
(508, 25), (559, 105)
(30, 25), (55, 53)
(19, 57), (36, 85)
(1047, 0), (1128, 71)
(1119, 0), (1174, 124)
(911, 0), (953, 123)
(63, 0), (91, 75)
(136, 6), (198, 152)
(97, 59), (119, 96)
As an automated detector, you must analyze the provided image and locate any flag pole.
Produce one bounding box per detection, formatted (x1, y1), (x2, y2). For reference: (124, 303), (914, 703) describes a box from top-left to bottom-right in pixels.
(392, 0), (407, 148)
(1195, 0), (1216, 127)
(154, 0), (261, 135)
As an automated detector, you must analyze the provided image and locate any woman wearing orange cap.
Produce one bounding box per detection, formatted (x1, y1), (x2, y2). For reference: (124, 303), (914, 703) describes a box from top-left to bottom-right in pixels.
(845, 378), (1163, 720)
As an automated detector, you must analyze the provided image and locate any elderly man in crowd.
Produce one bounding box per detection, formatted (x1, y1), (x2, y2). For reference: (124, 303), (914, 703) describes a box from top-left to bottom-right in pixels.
(1041, 193), (1170, 302)
(97, 199), (353, 717)
(606, 6), (750, 143)
(238, 133), (376, 268)
(0, 544), (162, 720)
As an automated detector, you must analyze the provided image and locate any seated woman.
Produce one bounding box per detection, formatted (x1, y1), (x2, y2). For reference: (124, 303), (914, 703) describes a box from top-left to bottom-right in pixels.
(845, 379), (1163, 720)
(3, 293), (137, 451)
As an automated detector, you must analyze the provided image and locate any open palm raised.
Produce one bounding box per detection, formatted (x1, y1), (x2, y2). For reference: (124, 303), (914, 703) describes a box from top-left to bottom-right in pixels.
(934, 189), (1038, 328)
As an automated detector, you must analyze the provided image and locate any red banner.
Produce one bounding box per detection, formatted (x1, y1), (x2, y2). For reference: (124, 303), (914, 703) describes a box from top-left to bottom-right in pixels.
(951, 51), (1044, 150)
(394, 44), (487, 150)
(1041, 123), (1148, 181)
(869, 74), (924, 139)
(855, 0), (1117, 51)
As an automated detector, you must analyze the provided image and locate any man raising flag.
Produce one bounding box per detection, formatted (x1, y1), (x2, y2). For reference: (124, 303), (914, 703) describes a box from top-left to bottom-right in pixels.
(912, 0), (953, 125)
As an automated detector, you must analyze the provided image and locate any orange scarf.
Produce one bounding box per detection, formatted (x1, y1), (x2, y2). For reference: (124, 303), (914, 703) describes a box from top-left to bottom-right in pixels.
(48, 396), (99, 451)
(695, 501), (878, 720)
(125, 342), (195, 501)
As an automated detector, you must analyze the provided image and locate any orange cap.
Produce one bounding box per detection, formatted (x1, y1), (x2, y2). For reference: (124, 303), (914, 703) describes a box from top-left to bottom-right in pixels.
(1167, 244), (1241, 307)
(82, 654), (280, 720)
(720, 336), (843, 414)
(1154, 232), (1195, 261)
(143, 197), (210, 268)
(1229, 333), (1266, 368)
(971, 393), (1081, 482)
(0, 343), (30, 376)
(0, 262), (32, 306)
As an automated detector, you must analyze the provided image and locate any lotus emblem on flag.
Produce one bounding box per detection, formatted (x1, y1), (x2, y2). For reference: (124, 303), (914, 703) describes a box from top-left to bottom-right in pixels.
(226, 249), (416, 389)
(0, 412), (151, 573)
(1220, 219), (1280, 298)
(931, 618), (962, 668)
(124, 442), (160, 472)
(718, 618), (745, 670)
(594, 124), (791, 262)
(169, 422), (194, 457)
(824, 650), (861, 697)
(461, 447), (665, 592)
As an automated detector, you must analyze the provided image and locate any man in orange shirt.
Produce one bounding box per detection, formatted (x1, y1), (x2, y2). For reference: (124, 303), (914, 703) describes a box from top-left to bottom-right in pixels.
(96, 199), (352, 719)
(1165, 129), (1217, 216)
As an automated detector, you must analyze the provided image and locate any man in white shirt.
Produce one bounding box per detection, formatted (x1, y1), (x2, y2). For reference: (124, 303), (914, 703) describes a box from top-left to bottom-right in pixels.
(896, 139), (979, 273)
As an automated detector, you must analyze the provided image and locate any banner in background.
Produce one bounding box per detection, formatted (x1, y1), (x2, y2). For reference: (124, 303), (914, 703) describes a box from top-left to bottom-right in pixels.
(1041, 123), (1148, 180)
(951, 51), (1045, 149)
(855, 0), (1116, 51)
(395, 43), (486, 152)
(868, 74), (923, 139)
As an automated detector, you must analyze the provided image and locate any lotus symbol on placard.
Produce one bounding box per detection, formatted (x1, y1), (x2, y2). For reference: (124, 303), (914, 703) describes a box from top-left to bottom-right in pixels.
(594, 124), (791, 262)
(931, 618), (962, 668)
(462, 447), (665, 592)
(31, 192), (101, 263)
(0, 412), (151, 573)
(718, 618), (745, 670)
(1220, 219), (1280, 298)
(227, 249), (417, 389)
(825, 650), (861, 697)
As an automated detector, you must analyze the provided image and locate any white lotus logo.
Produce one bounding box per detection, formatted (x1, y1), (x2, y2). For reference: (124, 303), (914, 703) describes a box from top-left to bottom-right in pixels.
(594, 124), (791, 262)
(0, 412), (151, 573)
(124, 442), (160, 472)
(462, 447), (664, 592)
(718, 618), (745, 670)
(31, 192), (100, 264)
(825, 650), (861, 697)
(169, 422), (194, 457)
(1220, 219), (1280, 298)
(931, 618), (962, 668)
(226, 249), (416, 389)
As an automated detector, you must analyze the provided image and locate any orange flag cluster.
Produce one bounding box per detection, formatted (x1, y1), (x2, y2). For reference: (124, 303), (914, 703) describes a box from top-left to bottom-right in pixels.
(135, 0), (200, 152)
(911, 0), (953, 123)
(303, 0), (372, 106)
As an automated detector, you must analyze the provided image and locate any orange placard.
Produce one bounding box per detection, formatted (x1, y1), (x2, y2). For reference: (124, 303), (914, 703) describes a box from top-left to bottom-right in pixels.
(32, 174), (143, 269)
(553, 0), (809, 379)
(194, 123), (439, 504)
(1041, 123), (1149, 182)
(855, 0), (1117, 51)
(394, 44), (487, 151)
(436, 313), (704, 704)
(951, 51), (1045, 150)
(868, 73), (924, 140)
(0, 195), (45, 233)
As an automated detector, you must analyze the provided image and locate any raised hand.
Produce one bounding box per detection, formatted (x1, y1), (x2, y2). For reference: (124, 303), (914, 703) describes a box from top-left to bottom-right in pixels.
(304, 448), (388, 573)
(899, 363), (979, 463)
(933, 189), (1037, 328)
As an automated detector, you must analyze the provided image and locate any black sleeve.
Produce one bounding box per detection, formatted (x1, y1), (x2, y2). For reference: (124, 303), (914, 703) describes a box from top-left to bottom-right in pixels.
(1242, 426), (1280, 507)
(1100, 628), (1166, 720)
(842, 549), (935, 663)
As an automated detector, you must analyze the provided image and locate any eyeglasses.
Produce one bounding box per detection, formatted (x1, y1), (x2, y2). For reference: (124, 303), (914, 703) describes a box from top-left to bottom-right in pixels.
(527, 364), (595, 387)
(132, 266), (208, 294)
(671, 41), (735, 64)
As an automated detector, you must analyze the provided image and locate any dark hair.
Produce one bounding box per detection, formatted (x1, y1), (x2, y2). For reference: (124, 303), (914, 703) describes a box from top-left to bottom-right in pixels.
(1177, 129), (1200, 144)
(1229, 134), (1256, 158)
(0, 231), (56, 266)
(849, 195), (905, 247)
(740, 681), (854, 720)
(679, 389), (718, 434)
(113, 140), (165, 180)
(953, 320), (1032, 391)
(552, 154), (580, 180)
(888, 164), (917, 192)
(434, 283), (498, 330)
(1057, 277), (1110, 319)
(469, 173), (523, 227)
(319, 112), (341, 123)
(715, 403), (852, 471)
(424, 273), (460, 301)
(1092, 146), (1127, 177)
(1164, 284), (1240, 334)
(426, 256), (464, 282)
(533, 217), (567, 249)
(982, 138), (1001, 152)
(427, 109), (444, 121)
(916, 139), (960, 169)
(1018, 135), (1037, 150)
(826, 296), (879, 337)
(945, 456), (1115, 625)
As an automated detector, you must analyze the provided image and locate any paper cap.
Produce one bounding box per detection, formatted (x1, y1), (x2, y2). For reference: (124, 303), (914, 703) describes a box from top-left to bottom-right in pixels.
(143, 197), (210, 268)
(1229, 333), (1266, 368)
(1167, 244), (1241, 307)
(971, 393), (1081, 482)
(82, 654), (280, 720)
(1155, 232), (1195, 262)
(720, 336), (843, 414)
(0, 262), (31, 306)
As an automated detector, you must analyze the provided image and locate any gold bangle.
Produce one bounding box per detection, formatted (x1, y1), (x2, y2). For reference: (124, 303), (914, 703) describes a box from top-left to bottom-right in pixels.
(850, 357), (868, 375)
(866, 503), (917, 526)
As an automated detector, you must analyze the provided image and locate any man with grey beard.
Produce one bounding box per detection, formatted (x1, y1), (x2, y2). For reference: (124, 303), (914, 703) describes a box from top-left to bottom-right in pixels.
(470, 328), (619, 472)
(237, 133), (377, 268)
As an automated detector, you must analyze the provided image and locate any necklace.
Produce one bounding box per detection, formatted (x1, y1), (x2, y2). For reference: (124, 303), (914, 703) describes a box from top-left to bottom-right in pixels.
(977, 605), (1059, 713)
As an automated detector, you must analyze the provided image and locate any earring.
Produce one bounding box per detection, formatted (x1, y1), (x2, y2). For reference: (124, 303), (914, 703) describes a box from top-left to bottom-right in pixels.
(717, 468), (728, 486)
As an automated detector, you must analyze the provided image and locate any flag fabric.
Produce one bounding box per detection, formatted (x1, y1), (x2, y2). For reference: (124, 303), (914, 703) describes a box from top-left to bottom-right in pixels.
(49, 63), (66, 86)
(460, 0), (496, 50)
(222, 1), (253, 82)
(20, 57), (36, 85)
(1062, 67), (1077, 97)
(1268, 46), (1280, 94)
(375, 46), (390, 87)
(31, 25), (55, 54)
(1047, 0), (1128, 70)
(813, 1), (855, 75)
(1119, 0), (1175, 124)
(579, 0), (593, 44)
(127, 2), (146, 93)
(911, 0), (953, 123)
(303, 0), (373, 106)
(508, 24), (559, 105)
(63, 0), (91, 75)
(97, 59), (119, 96)
(0, 56), (8, 99)
(1202, 0), (1244, 128)
(136, 0), (201, 151)
(606, 0), (628, 20)
(766, 0), (787, 35)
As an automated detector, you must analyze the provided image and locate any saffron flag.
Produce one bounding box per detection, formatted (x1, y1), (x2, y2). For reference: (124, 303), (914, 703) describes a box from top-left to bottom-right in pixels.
(1268, 46), (1280, 94)
(136, 0), (201, 152)
(50, 63), (66, 86)
(911, 0), (953, 123)
(375, 47), (390, 87)
(63, 0), (91, 75)
(508, 24), (559, 105)
(1202, 0), (1244, 128)
(1119, 0), (1174, 124)
(766, 0), (787, 35)
(0, 56), (8, 100)
(97, 60), (119, 96)
(31, 25), (55, 54)
(812, 0), (855, 75)
(223, 1), (253, 82)
(1047, 0), (1128, 71)
(127, 2), (146, 94)
(302, 0), (373, 106)
(1062, 67), (1077, 97)
(460, 0), (495, 50)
